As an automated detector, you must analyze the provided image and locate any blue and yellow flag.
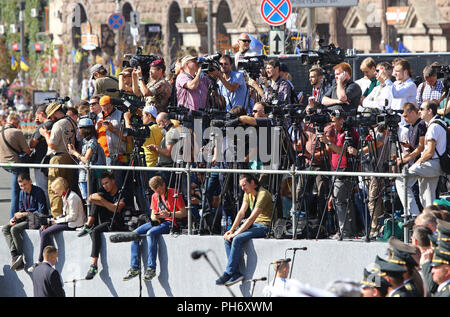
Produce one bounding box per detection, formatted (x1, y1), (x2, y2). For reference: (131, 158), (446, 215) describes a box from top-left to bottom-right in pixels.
(11, 56), (18, 71)
(397, 41), (410, 53)
(109, 58), (116, 77)
(20, 55), (30, 71)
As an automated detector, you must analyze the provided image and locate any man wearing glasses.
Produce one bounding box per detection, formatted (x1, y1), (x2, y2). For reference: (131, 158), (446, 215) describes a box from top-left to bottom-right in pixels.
(234, 33), (257, 69)
(362, 62), (394, 110)
(396, 100), (446, 218)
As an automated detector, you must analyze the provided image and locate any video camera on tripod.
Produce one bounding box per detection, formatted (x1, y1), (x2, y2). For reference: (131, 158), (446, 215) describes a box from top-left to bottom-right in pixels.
(237, 55), (267, 80)
(300, 39), (356, 68)
(44, 96), (70, 105)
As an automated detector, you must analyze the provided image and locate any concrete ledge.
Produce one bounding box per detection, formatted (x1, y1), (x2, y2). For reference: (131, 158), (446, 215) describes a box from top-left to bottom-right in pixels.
(0, 228), (388, 297)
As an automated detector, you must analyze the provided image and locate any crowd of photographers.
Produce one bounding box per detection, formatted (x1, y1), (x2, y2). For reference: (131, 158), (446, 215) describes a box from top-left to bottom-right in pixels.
(2, 32), (450, 296)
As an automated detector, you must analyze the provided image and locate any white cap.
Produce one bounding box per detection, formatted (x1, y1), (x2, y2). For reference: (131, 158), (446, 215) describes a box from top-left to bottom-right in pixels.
(143, 105), (158, 119)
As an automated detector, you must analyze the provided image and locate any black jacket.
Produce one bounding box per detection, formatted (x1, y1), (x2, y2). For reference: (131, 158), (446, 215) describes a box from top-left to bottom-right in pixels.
(32, 262), (65, 297)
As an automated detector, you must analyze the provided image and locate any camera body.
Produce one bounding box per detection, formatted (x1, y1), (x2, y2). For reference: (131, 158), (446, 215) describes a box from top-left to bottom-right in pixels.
(198, 52), (222, 74)
(123, 47), (162, 82)
(237, 55), (267, 80)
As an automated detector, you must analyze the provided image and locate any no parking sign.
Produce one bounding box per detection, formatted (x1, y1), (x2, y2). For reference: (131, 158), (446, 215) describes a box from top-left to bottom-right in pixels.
(260, 0), (292, 26)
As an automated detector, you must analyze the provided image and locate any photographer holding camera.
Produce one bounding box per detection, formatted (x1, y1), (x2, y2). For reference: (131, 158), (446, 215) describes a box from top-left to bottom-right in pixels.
(296, 102), (335, 222)
(248, 58), (292, 105)
(217, 54), (249, 112)
(319, 108), (360, 238)
(132, 59), (172, 113)
(176, 55), (220, 111)
(321, 62), (362, 113)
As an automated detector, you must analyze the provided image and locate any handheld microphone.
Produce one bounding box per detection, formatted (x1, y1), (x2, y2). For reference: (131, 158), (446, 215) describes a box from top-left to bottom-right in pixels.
(271, 258), (291, 264)
(191, 250), (209, 260)
(287, 247), (307, 251)
(109, 232), (142, 243)
(251, 277), (267, 282)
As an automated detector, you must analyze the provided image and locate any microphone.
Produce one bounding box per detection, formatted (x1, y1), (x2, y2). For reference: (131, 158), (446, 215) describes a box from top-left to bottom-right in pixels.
(191, 250), (209, 260)
(109, 232), (142, 243)
(251, 277), (267, 282)
(271, 258), (291, 264)
(287, 247), (307, 251)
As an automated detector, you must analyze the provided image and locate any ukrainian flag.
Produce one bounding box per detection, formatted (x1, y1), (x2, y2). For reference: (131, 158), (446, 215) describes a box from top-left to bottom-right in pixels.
(109, 58), (116, 76)
(20, 55), (30, 71)
(11, 56), (18, 71)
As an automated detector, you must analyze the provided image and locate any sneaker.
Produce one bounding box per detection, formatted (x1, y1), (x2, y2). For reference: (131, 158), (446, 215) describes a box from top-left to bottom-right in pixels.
(26, 263), (40, 273)
(77, 224), (93, 237)
(122, 268), (140, 281)
(11, 255), (24, 271)
(225, 273), (244, 286)
(142, 267), (156, 281)
(215, 272), (231, 286)
(85, 264), (98, 280)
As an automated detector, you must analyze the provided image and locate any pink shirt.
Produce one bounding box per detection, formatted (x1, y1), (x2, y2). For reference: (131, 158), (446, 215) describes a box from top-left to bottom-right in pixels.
(176, 73), (210, 111)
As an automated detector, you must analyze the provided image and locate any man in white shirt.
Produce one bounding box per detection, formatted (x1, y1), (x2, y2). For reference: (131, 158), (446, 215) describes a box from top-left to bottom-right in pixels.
(395, 100), (446, 217)
(391, 59), (417, 111)
(362, 62), (393, 110)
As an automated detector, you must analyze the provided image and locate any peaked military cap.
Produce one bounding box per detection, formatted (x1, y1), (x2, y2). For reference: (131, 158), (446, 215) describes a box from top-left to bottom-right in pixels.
(436, 219), (450, 242)
(361, 268), (391, 289)
(431, 240), (450, 267)
(387, 237), (418, 268)
(374, 255), (407, 276)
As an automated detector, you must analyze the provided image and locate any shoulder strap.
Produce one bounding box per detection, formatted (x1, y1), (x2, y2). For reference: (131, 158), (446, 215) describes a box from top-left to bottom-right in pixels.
(429, 119), (448, 156)
(1, 126), (20, 154)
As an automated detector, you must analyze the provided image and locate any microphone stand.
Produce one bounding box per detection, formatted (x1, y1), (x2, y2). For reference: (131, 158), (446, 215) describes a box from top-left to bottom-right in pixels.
(250, 278), (267, 297)
(64, 278), (86, 297)
(197, 253), (236, 297)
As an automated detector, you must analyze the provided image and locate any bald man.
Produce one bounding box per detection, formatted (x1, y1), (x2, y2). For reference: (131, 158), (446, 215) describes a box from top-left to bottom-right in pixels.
(234, 33), (258, 69)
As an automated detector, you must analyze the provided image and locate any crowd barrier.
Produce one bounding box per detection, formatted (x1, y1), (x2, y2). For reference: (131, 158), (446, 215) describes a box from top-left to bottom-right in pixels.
(0, 161), (411, 242)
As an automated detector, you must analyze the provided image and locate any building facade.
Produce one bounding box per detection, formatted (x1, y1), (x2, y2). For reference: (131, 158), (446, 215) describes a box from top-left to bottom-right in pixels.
(46, 0), (450, 98)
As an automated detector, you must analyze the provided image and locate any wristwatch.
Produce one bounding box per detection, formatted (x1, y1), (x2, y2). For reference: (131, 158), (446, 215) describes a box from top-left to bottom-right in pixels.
(138, 77), (145, 82)
(327, 141), (332, 146)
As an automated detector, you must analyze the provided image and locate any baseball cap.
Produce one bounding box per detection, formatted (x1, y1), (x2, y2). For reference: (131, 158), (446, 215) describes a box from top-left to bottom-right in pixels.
(78, 118), (94, 128)
(143, 105), (158, 119)
(89, 64), (105, 79)
(181, 55), (197, 67)
(99, 95), (111, 106)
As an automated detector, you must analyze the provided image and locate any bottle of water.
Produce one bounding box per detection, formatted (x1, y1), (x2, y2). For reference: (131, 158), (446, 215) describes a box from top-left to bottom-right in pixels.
(226, 216), (232, 231)
(221, 214), (227, 234)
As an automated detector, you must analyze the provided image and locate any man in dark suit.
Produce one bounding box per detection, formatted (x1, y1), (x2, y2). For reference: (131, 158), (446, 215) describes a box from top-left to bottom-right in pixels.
(32, 246), (65, 297)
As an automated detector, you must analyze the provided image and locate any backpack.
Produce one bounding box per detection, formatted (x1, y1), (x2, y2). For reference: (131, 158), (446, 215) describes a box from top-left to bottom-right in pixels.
(430, 119), (450, 174)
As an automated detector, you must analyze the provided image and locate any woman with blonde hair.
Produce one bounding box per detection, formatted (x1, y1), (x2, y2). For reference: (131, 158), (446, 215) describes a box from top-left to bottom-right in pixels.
(28, 177), (85, 272)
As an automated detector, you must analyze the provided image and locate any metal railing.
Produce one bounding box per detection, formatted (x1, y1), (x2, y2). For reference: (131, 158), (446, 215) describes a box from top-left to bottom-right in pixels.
(0, 161), (410, 241)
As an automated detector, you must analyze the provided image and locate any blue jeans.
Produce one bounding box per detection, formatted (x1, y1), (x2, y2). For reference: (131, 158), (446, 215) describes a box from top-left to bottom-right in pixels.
(6, 167), (29, 219)
(224, 223), (269, 276)
(130, 221), (171, 270)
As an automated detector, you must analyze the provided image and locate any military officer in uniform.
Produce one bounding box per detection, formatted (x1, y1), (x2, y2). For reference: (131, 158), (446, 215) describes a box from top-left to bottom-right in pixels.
(430, 219), (450, 297)
(374, 255), (412, 297)
(387, 237), (424, 296)
(361, 267), (390, 297)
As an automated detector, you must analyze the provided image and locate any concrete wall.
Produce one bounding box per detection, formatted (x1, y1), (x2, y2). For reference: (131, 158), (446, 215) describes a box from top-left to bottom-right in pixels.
(0, 228), (389, 297)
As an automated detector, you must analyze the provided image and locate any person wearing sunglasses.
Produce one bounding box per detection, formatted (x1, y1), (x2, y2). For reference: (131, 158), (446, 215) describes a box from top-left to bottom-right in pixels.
(234, 33), (258, 69)
(217, 55), (249, 112)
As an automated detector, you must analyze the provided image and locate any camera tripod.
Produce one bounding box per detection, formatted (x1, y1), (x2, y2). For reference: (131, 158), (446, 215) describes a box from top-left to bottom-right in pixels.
(294, 123), (331, 239)
(109, 139), (152, 231)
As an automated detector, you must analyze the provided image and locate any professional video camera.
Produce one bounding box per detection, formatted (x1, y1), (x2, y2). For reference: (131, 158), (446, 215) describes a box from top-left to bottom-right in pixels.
(44, 96), (70, 105)
(198, 52), (222, 74)
(122, 123), (152, 142)
(167, 106), (206, 123)
(110, 97), (146, 127)
(304, 112), (331, 126)
(269, 104), (306, 120)
(376, 109), (401, 128)
(300, 39), (355, 68)
(433, 64), (450, 93)
(123, 47), (162, 82)
(237, 55), (267, 80)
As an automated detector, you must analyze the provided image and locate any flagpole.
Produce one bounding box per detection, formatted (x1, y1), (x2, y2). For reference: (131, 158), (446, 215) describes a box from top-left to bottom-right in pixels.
(19, 1), (26, 83)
